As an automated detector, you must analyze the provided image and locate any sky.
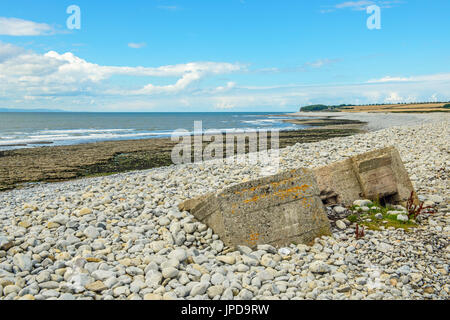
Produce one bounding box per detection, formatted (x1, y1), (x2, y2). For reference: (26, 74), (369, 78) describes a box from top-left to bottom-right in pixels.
(0, 0), (450, 112)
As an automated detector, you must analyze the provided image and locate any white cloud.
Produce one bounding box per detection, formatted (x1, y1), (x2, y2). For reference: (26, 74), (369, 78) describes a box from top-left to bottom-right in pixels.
(251, 58), (340, 74)
(0, 17), (54, 36)
(367, 73), (450, 83)
(367, 76), (409, 83)
(385, 92), (403, 103)
(128, 42), (147, 49)
(211, 81), (236, 93)
(321, 0), (404, 13)
(0, 41), (26, 62)
(214, 98), (237, 110)
(0, 42), (243, 98)
(1, 42), (449, 112)
(118, 64), (242, 95)
(336, 1), (375, 11)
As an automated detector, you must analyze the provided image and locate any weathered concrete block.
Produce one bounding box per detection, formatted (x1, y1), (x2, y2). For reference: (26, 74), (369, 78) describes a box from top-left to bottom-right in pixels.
(181, 168), (331, 248)
(314, 146), (417, 206)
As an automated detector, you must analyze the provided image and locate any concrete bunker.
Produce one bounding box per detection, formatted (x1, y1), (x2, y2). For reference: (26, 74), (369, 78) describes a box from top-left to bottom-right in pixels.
(179, 146), (417, 248)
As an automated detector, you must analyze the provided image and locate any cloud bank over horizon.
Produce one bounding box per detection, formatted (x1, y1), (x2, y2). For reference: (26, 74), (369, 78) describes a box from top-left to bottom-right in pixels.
(1, 1), (449, 112)
(1, 41), (449, 112)
(0, 17), (54, 36)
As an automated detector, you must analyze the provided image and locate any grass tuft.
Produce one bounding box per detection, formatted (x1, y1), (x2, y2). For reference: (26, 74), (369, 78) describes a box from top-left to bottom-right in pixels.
(348, 199), (418, 232)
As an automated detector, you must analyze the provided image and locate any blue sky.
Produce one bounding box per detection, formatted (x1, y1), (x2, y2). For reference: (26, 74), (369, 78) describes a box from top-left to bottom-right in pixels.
(1, 0), (450, 112)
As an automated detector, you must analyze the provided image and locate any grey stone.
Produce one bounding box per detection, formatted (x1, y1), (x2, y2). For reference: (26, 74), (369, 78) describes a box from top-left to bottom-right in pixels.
(113, 286), (129, 297)
(211, 240), (224, 252)
(3, 285), (20, 295)
(158, 217), (170, 226)
(207, 285), (224, 298)
(50, 214), (70, 225)
(32, 243), (51, 254)
(353, 200), (373, 207)
(0, 236), (13, 251)
(161, 258), (180, 269)
(130, 279), (145, 293)
(162, 267), (179, 279)
(92, 270), (115, 281)
(39, 281), (60, 289)
(237, 245), (253, 255)
(145, 270), (163, 287)
(211, 273), (225, 286)
(168, 248), (187, 262)
(333, 272), (347, 283)
(309, 261), (331, 274)
(41, 289), (60, 299)
(174, 286), (189, 298)
(221, 288), (234, 300)
(242, 255), (259, 266)
(377, 242), (393, 253)
(256, 244), (277, 254)
(396, 265), (411, 275)
(278, 248), (291, 256)
(190, 282), (209, 296)
(333, 206), (347, 214)
(13, 254), (33, 272)
(237, 288), (253, 300)
(36, 271), (51, 283)
(59, 293), (76, 300)
(257, 270), (274, 281)
(83, 226), (99, 239)
(126, 266), (144, 276)
(336, 220), (347, 230)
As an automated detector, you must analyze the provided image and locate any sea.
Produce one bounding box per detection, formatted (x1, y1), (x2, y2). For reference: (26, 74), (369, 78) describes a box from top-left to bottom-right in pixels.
(0, 112), (309, 151)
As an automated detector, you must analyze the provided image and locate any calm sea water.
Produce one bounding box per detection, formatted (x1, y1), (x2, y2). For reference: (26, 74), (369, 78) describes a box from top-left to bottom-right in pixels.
(0, 112), (308, 150)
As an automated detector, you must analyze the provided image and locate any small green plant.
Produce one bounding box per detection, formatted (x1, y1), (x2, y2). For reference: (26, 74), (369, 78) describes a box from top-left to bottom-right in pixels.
(347, 214), (358, 223)
(349, 199), (418, 232)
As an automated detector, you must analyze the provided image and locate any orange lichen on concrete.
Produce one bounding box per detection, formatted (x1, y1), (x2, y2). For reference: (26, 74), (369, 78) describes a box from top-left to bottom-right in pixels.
(234, 175), (300, 196)
(241, 184), (310, 204)
(246, 232), (260, 246)
(273, 184), (310, 201)
(180, 167), (331, 248)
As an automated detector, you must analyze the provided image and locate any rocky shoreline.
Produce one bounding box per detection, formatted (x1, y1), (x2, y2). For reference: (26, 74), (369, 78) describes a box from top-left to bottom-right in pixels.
(0, 125), (363, 192)
(0, 117), (448, 300)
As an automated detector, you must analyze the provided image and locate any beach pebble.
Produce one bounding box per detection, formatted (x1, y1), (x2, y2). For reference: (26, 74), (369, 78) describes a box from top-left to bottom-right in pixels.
(168, 249), (187, 262)
(83, 226), (99, 239)
(13, 254), (33, 272)
(0, 118), (448, 301)
(309, 261), (331, 274)
(334, 206), (346, 214)
(162, 267), (179, 279)
(353, 200), (372, 207)
(336, 220), (347, 230)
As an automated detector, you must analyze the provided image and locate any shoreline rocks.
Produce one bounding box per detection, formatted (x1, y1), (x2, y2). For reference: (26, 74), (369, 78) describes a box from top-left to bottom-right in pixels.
(0, 119), (448, 300)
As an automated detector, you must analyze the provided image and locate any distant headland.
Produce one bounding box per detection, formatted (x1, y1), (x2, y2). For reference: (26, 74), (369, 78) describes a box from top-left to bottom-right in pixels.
(300, 102), (450, 113)
(0, 108), (68, 112)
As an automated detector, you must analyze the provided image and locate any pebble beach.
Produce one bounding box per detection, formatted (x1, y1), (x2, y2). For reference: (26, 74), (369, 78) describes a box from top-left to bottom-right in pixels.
(0, 113), (448, 300)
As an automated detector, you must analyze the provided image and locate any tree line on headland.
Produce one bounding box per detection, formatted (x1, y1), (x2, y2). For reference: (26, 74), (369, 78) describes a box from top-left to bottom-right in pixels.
(300, 102), (450, 112)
